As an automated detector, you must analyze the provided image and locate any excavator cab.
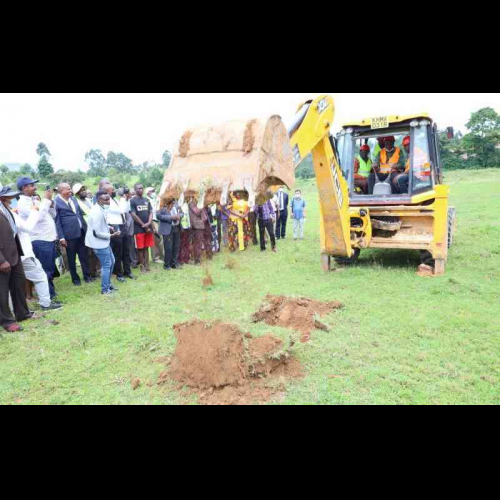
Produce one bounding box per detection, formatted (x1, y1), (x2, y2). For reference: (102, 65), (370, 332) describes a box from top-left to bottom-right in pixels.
(336, 115), (443, 204)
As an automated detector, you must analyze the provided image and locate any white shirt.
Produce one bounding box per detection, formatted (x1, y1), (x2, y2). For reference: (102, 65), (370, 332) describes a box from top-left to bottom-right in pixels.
(106, 197), (126, 226)
(12, 209), (40, 260)
(17, 196), (58, 243)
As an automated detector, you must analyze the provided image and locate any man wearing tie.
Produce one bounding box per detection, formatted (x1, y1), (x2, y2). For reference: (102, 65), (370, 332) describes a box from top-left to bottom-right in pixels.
(55, 183), (92, 287)
(0, 186), (33, 333)
(157, 200), (184, 270)
(275, 187), (289, 241)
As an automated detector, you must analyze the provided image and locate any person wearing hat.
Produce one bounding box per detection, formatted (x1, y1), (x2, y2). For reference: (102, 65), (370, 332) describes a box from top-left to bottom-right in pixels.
(369, 136), (405, 195)
(10, 194), (63, 313)
(354, 144), (373, 194)
(372, 137), (386, 162)
(16, 177), (60, 301)
(0, 186), (34, 332)
(392, 136), (412, 194)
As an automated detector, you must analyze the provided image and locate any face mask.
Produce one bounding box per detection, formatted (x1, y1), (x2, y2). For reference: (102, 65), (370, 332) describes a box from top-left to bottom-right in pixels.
(100, 204), (110, 211)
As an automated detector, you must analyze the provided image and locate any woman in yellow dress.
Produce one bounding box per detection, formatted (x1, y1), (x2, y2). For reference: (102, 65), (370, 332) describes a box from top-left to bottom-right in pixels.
(227, 192), (252, 252)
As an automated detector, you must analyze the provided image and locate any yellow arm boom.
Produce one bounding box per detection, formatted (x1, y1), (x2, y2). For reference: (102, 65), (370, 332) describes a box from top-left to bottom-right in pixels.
(289, 95), (353, 259)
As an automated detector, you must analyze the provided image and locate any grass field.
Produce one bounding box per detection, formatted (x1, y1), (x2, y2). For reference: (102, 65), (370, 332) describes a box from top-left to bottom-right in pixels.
(1, 169), (499, 405)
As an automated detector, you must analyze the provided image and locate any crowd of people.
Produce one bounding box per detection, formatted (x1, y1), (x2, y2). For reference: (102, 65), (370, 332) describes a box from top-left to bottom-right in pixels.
(0, 176), (307, 333)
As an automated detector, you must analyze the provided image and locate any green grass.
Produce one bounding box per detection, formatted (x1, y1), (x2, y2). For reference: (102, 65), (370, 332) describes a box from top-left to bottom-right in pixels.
(1, 169), (499, 405)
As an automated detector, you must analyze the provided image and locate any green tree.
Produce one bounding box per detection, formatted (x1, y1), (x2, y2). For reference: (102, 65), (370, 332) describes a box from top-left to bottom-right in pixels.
(107, 152), (136, 174)
(38, 157), (54, 178)
(139, 166), (165, 189)
(462, 108), (500, 168)
(85, 149), (107, 178)
(162, 150), (172, 168)
(36, 143), (51, 158)
(20, 164), (35, 176)
(36, 142), (54, 178)
(0, 165), (9, 176)
(439, 131), (467, 170)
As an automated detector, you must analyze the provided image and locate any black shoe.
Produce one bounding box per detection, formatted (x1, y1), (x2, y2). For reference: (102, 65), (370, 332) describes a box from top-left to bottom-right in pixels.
(125, 274), (136, 280)
(116, 277), (126, 283)
(42, 303), (63, 312)
(73, 282), (82, 287)
(164, 266), (171, 271)
(84, 279), (94, 284)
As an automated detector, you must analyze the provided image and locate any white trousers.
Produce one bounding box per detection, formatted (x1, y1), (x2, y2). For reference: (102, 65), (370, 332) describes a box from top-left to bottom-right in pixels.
(22, 257), (51, 308)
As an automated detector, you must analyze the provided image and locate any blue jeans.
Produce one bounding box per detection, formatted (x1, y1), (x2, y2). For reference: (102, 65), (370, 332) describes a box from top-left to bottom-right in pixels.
(32, 240), (57, 299)
(93, 247), (115, 293)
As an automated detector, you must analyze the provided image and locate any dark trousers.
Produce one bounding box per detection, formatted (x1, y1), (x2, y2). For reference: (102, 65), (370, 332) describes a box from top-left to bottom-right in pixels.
(394, 174), (409, 194)
(89, 247), (100, 276)
(32, 240), (57, 299)
(111, 236), (131, 278)
(276, 210), (288, 239)
(128, 235), (138, 268)
(163, 227), (181, 269)
(248, 211), (259, 246)
(259, 219), (276, 251)
(67, 234), (91, 284)
(0, 260), (31, 328)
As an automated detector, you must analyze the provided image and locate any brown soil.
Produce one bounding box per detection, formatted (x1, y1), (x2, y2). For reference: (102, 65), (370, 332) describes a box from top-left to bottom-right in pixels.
(252, 295), (343, 343)
(202, 267), (214, 288)
(243, 119), (257, 155)
(161, 320), (302, 405)
(179, 130), (193, 158)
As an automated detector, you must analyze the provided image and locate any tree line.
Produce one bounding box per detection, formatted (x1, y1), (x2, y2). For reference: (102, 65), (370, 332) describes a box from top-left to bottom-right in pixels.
(0, 145), (172, 190)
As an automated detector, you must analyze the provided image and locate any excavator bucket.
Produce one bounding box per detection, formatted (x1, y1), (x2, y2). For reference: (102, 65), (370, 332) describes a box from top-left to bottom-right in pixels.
(160, 116), (295, 207)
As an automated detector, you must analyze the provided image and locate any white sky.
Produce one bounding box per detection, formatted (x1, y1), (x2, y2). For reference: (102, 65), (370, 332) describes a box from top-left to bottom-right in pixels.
(1, 93), (499, 171)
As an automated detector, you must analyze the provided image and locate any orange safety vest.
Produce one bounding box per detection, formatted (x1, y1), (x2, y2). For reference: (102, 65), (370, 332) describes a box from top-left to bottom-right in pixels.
(380, 147), (401, 174)
(405, 147), (431, 178)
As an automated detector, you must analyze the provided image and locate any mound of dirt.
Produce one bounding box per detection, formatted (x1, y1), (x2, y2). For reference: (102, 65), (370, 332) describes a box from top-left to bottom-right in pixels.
(252, 295), (344, 343)
(170, 321), (247, 390)
(162, 321), (302, 405)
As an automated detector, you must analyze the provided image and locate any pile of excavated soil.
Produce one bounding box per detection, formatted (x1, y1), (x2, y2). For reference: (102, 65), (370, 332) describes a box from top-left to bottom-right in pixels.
(252, 295), (344, 343)
(162, 320), (302, 405)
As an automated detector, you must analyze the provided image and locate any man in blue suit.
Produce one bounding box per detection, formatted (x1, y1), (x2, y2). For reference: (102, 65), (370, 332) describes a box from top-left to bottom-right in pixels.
(275, 187), (289, 240)
(55, 183), (92, 286)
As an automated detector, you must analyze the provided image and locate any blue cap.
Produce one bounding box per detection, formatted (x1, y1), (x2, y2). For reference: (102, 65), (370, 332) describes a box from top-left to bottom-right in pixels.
(16, 177), (39, 191)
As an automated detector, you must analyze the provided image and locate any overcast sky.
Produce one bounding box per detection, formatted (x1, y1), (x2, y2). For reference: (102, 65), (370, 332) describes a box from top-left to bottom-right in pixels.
(1, 93), (498, 171)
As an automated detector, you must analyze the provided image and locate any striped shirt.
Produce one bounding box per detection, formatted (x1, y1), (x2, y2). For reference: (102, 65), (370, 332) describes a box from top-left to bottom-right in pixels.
(256, 201), (275, 222)
(17, 196), (58, 242)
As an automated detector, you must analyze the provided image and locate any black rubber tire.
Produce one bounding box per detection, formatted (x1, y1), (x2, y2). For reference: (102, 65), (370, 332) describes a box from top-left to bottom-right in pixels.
(335, 248), (361, 266)
(448, 208), (456, 250)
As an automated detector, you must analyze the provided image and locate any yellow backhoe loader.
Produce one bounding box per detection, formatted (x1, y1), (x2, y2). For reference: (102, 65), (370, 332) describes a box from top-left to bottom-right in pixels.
(289, 94), (455, 275)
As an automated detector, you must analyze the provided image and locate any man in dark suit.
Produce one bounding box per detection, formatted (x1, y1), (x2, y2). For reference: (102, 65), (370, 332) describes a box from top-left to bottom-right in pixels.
(0, 187), (33, 333)
(55, 183), (92, 286)
(157, 200), (183, 270)
(275, 187), (289, 240)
